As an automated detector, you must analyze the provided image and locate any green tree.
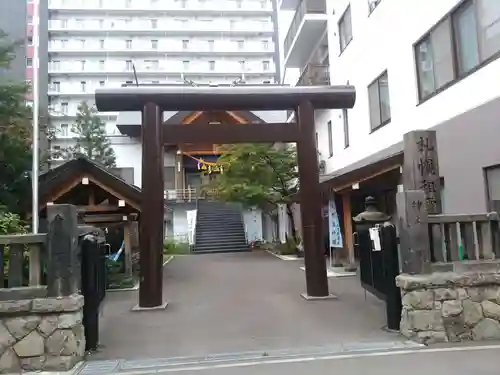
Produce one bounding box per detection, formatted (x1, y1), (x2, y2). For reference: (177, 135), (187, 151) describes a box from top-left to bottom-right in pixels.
(205, 143), (300, 242)
(0, 30), (32, 214)
(69, 102), (116, 168)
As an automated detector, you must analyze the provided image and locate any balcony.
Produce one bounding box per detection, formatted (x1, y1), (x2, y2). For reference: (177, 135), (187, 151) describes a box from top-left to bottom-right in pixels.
(279, 0), (301, 10)
(297, 64), (330, 86)
(283, 0), (327, 68)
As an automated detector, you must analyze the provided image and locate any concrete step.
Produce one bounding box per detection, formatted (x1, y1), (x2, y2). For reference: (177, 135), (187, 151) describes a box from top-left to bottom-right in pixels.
(195, 242), (248, 250)
(196, 225), (244, 231)
(191, 247), (249, 254)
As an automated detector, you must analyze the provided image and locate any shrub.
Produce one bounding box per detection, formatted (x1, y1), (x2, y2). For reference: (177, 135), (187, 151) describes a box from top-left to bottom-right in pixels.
(163, 238), (190, 255)
(0, 212), (29, 287)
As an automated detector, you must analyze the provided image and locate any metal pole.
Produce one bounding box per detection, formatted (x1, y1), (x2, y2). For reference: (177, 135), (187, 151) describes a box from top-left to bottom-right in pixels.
(31, 0), (40, 233)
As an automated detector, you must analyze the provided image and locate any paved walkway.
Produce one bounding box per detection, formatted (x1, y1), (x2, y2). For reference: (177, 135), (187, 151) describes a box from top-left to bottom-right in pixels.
(88, 251), (402, 361)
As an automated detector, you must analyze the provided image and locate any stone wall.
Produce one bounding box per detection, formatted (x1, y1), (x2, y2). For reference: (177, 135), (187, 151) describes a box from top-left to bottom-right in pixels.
(397, 271), (500, 344)
(0, 294), (85, 373)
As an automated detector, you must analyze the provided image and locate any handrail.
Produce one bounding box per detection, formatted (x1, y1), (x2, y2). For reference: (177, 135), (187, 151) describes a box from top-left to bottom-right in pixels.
(283, 0), (327, 58)
(297, 64), (330, 86)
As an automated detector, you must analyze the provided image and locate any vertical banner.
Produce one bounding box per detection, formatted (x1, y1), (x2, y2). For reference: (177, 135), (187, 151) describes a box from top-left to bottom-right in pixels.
(186, 210), (197, 246)
(328, 197), (343, 248)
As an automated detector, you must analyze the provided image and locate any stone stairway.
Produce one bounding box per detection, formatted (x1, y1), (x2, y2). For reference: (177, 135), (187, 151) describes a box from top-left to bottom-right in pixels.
(193, 201), (249, 253)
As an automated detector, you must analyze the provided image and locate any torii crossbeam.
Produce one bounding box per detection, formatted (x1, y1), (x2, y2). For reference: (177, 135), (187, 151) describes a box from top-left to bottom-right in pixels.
(95, 85), (356, 308)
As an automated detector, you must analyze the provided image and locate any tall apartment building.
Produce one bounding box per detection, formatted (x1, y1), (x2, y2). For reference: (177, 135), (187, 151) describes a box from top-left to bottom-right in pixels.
(47, 0), (280, 161)
(280, 0), (500, 217)
(0, 0), (49, 167)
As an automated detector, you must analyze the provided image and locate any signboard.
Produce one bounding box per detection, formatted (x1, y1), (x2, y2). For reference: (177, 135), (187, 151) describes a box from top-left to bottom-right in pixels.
(186, 210), (197, 245)
(328, 198), (343, 248)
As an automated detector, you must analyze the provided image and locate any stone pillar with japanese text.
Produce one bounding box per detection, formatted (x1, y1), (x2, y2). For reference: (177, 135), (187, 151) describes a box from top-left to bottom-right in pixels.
(397, 130), (441, 275)
(402, 130), (442, 214)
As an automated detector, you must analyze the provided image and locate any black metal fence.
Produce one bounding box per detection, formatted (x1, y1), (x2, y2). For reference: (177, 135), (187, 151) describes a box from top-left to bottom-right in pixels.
(357, 222), (401, 331)
(79, 226), (107, 352)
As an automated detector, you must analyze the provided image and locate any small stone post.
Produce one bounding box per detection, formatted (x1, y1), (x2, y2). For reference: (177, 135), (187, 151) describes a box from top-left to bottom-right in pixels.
(396, 190), (431, 274)
(46, 204), (80, 297)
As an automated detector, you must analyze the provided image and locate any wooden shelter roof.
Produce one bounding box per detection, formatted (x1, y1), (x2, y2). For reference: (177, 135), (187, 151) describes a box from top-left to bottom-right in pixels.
(38, 155), (142, 211)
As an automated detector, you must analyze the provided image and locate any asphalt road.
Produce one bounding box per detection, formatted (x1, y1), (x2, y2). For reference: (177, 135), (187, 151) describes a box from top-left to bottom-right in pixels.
(159, 344), (500, 375)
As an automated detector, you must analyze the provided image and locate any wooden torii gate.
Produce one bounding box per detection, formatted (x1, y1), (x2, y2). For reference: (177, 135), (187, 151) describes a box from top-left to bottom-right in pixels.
(95, 85), (356, 308)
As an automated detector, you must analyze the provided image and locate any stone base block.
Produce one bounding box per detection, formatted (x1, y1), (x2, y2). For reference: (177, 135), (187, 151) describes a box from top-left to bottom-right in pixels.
(301, 293), (338, 300)
(0, 294), (85, 374)
(131, 302), (169, 312)
(397, 270), (500, 344)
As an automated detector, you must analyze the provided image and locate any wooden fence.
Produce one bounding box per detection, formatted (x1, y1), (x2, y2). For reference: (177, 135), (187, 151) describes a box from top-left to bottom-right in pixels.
(0, 234), (46, 288)
(428, 213), (499, 262)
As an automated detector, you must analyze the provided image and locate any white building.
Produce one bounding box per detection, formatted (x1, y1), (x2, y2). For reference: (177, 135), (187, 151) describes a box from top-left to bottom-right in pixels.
(47, 0), (279, 161)
(280, 0), (500, 216)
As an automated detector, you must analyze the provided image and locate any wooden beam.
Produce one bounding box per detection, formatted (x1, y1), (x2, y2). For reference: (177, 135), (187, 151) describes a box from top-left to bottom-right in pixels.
(164, 122), (300, 144)
(226, 111), (248, 124)
(95, 85), (357, 112)
(332, 164), (402, 193)
(83, 214), (134, 223)
(87, 177), (140, 211)
(76, 205), (120, 213)
(183, 111), (203, 124)
(341, 192), (355, 266)
(88, 189), (95, 206)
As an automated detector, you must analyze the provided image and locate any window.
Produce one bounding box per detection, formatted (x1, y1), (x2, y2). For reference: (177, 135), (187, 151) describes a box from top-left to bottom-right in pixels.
(126, 60), (133, 70)
(338, 5), (353, 52)
(145, 59), (159, 69)
(61, 19), (68, 28)
(327, 120), (333, 157)
(182, 60), (190, 70)
(453, 2), (480, 74)
(61, 39), (68, 48)
(208, 40), (214, 51)
(60, 124), (68, 137)
(52, 60), (60, 70)
(99, 19), (104, 28)
(80, 81), (86, 92)
(28, 37), (33, 46)
(182, 39), (189, 50)
(61, 102), (68, 114)
(261, 40), (269, 50)
(415, 0), (500, 101)
(75, 19), (84, 28)
(260, 0), (266, 8)
(239, 60), (245, 70)
(262, 60), (270, 71)
(368, 0), (381, 13)
(99, 39), (105, 48)
(79, 39), (86, 48)
(99, 60), (105, 69)
(151, 39), (158, 49)
(53, 81), (60, 92)
(80, 60), (86, 70)
(485, 166), (500, 212)
(342, 109), (349, 148)
(415, 19), (454, 100)
(99, 80), (105, 87)
(209, 60), (215, 70)
(150, 19), (158, 28)
(237, 40), (244, 50)
(26, 58), (32, 67)
(126, 39), (132, 49)
(368, 71), (391, 131)
(236, 0), (242, 8)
